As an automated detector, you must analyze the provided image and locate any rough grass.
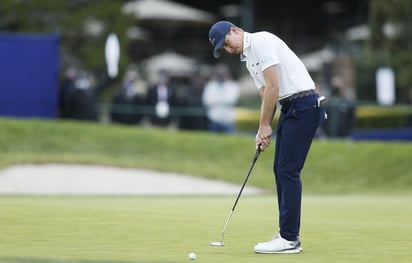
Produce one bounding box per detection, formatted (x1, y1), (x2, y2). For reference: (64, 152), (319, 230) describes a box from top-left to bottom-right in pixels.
(1, 117), (412, 194)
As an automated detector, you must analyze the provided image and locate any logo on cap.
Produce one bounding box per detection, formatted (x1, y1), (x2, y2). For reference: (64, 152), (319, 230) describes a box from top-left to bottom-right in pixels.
(209, 37), (216, 46)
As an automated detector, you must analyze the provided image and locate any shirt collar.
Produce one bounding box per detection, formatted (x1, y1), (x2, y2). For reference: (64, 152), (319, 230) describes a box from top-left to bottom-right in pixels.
(240, 32), (251, 62)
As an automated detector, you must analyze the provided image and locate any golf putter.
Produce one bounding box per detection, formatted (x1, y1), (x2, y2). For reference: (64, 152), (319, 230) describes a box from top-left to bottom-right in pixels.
(210, 145), (262, 247)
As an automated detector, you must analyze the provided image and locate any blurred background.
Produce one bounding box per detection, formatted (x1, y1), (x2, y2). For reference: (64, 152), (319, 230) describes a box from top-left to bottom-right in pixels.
(1, 0), (411, 140)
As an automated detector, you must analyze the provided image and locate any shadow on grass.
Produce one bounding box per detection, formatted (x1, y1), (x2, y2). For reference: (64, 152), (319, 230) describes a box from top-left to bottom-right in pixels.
(0, 258), (177, 263)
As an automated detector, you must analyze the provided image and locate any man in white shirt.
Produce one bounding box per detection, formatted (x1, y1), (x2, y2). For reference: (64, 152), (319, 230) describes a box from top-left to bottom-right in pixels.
(202, 64), (239, 133)
(208, 21), (326, 254)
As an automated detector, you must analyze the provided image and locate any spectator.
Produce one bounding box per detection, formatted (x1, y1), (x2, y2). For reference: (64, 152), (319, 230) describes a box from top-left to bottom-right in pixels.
(110, 68), (147, 125)
(146, 69), (178, 127)
(178, 70), (208, 131)
(202, 64), (239, 133)
(62, 69), (98, 121)
(59, 67), (77, 118)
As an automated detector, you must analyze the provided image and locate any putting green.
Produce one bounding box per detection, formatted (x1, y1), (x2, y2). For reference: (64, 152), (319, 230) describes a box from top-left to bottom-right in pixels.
(0, 195), (411, 263)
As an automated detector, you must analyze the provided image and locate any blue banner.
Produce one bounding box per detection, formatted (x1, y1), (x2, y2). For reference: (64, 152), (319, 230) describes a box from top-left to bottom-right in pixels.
(0, 33), (59, 118)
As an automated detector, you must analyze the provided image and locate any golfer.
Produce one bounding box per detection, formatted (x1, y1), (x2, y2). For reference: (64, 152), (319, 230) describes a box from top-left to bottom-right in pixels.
(208, 21), (325, 254)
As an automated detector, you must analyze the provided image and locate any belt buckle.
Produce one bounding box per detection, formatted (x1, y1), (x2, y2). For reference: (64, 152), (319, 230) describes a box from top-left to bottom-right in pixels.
(279, 97), (289, 106)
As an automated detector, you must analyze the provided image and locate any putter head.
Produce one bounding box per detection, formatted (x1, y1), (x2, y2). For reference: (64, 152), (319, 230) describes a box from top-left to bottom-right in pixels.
(210, 241), (225, 247)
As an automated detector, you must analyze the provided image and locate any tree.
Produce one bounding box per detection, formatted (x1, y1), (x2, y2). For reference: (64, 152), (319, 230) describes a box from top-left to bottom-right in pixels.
(0, 0), (135, 83)
(369, 0), (412, 102)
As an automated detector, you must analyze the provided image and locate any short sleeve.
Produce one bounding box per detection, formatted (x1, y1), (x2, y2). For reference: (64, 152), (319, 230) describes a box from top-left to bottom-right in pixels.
(254, 33), (280, 71)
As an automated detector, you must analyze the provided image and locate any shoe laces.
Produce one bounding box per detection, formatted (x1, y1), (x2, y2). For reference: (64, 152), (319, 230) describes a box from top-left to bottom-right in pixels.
(267, 234), (281, 242)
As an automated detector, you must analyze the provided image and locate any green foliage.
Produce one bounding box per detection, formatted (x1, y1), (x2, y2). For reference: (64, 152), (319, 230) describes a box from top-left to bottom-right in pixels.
(355, 105), (412, 128)
(0, 0), (135, 73)
(1, 117), (412, 194)
(235, 108), (278, 133)
(236, 105), (412, 131)
(353, 50), (380, 101)
(369, 0), (412, 102)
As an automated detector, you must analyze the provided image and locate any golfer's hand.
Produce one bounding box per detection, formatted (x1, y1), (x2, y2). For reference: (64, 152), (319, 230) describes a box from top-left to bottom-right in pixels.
(256, 126), (272, 151)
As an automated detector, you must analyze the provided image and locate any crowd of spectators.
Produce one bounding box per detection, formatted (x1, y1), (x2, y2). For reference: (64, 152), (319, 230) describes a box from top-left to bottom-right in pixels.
(59, 64), (240, 134)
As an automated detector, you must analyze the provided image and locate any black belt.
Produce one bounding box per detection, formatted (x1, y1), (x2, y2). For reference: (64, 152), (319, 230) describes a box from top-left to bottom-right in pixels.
(279, 89), (317, 106)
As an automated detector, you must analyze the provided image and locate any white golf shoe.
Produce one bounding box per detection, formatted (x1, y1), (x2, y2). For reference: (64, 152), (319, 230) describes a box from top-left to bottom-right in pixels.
(253, 234), (302, 254)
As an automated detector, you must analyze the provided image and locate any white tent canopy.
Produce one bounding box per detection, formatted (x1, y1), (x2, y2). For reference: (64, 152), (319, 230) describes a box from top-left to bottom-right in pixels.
(143, 51), (197, 82)
(299, 48), (335, 72)
(345, 24), (370, 41)
(122, 0), (214, 23)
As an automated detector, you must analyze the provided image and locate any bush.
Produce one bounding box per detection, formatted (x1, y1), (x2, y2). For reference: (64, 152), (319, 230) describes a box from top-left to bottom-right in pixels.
(235, 105), (412, 133)
(355, 105), (412, 128)
(235, 108), (279, 133)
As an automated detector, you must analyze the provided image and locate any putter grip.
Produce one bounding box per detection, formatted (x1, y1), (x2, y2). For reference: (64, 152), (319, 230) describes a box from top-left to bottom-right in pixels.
(254, 144), (262, 161)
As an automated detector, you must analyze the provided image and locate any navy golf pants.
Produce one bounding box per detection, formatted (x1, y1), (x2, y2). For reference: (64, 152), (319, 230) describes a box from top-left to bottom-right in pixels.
(274, 93), (325, 241)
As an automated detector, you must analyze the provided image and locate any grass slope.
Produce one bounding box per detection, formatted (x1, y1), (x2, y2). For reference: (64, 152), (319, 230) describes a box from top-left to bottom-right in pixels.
(1, 117), (411, 194)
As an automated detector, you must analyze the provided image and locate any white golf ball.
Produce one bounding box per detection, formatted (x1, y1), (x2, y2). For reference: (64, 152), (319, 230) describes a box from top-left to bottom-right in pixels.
(188, 252), (196, 260)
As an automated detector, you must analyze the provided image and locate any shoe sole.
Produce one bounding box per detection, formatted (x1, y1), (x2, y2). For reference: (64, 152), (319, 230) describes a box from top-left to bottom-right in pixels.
(254, 246), (302, 254)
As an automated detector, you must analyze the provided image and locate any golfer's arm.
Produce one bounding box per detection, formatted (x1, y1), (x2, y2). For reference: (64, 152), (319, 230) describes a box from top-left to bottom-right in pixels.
(259, 65), (279, 127)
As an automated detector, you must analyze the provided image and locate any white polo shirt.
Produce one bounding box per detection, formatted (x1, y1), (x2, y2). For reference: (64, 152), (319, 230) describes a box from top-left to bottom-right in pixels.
(241, 31), (315, 99)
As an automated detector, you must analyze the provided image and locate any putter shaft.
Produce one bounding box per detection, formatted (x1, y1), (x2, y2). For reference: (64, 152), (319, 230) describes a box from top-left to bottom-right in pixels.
(212, 147), (261, 246)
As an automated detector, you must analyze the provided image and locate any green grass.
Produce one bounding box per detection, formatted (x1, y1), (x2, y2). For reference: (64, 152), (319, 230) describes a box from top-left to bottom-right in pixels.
(0, 117), (411, 194)
(1, 118), (412, 262)
(0, 195), (411, 263)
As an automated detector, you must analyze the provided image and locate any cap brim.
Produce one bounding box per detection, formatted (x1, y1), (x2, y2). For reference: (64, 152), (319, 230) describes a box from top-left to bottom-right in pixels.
(213, 50), (222, 59)
(213, 38), (225, 59)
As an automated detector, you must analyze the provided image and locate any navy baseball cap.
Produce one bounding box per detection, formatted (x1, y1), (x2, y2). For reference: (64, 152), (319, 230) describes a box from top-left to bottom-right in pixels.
(208, 21), (234, 58)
